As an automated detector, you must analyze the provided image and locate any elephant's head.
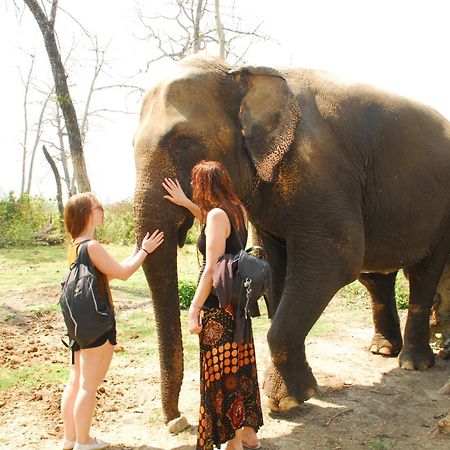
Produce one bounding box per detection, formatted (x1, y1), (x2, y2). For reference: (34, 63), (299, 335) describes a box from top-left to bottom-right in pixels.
(133, 56), (300, 422)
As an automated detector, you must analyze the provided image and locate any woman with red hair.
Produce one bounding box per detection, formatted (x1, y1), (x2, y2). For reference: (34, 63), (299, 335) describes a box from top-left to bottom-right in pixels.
(164, 161), (263, 450)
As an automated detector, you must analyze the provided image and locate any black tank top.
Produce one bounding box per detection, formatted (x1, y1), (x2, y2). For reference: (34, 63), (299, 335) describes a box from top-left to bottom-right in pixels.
(197, 212), (247, 308)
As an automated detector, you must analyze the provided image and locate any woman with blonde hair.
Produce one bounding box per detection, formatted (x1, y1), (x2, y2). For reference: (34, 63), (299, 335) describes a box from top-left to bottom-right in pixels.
(164, 161), (263, 450)
(61, 192), (163, 450)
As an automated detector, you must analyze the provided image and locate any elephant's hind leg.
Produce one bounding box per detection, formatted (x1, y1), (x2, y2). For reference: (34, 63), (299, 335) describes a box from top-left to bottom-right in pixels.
(400, 236), (450, 370)
(358, 271), (402, 356)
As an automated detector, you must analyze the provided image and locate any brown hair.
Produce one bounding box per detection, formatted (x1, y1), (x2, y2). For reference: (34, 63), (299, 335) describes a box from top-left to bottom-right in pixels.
(64, 192), (97, 240)
(191, 160), (246, 231)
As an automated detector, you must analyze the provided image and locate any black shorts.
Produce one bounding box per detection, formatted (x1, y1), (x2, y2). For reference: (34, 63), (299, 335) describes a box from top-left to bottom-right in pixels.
(71, 325), (117, 364)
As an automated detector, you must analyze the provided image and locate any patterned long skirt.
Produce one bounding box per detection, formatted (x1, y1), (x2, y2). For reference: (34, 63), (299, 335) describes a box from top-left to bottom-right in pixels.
(196, 305), (263, 450)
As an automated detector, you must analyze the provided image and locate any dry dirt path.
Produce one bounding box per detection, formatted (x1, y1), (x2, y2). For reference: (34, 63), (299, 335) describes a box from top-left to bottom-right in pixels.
(0, 288), (449, 450)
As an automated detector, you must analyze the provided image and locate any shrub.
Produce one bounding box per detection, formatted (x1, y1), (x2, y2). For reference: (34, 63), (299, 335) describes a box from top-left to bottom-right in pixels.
(96, 200), (136, 245)
(0, 193), (62, 247)
(178, 279), (197, 309)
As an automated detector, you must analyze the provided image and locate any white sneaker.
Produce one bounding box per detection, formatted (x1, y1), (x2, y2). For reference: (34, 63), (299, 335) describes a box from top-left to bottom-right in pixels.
(73, 438), (109, 450)
(62, 439), (76, 450)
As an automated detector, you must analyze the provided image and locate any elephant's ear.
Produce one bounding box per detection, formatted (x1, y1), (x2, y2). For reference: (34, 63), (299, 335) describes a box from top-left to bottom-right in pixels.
(229, 66), (300, 182)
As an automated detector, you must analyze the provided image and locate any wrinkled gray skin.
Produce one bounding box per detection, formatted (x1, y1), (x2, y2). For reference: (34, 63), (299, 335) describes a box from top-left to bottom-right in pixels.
(133, 56), (450, 422)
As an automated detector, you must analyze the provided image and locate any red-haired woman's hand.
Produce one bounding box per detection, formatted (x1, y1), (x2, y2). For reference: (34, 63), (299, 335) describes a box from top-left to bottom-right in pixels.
(162, 178), (189, 207)
(188, 305), (203, 334)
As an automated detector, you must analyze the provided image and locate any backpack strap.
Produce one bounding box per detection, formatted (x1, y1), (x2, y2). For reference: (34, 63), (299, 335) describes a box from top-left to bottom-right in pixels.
(75, 240), (111, 303)
(229, 216), (246, 251)
(75, 240), (94, 268)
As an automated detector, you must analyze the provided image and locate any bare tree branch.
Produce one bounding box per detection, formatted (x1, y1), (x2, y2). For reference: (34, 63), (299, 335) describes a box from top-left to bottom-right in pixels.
(26, 89), (52, 193)
(42, 144), (64, 219)
(135, 0), (270, 68)
(20, 55), (34, 195)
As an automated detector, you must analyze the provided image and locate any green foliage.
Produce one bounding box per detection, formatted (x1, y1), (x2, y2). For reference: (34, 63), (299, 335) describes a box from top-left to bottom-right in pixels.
(96, 200), (136, 245)
(395, 272), (409, 309)
(339, 273), (409, 310)
(0, 193), (62, 248)
(178, 278), (197, 309)
(185, 220), (200, 245)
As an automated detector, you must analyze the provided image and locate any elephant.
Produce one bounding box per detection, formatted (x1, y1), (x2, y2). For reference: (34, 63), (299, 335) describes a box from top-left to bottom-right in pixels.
(133, 55), (450, 423)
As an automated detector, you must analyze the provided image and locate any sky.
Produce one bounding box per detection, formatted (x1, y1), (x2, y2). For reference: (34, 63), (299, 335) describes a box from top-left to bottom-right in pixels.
(1, 0), (450, 203)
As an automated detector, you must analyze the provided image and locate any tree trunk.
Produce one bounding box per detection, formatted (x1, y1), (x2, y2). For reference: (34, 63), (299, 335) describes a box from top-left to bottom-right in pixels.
(23, 0), (91, 192)
(42, 145), (64, 220)
(214, 0), (225, 59)
(193, 0), (203, 53)
(56, 104), (74, 195)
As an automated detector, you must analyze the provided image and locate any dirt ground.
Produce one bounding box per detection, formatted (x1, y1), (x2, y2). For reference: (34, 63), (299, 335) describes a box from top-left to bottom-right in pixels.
(0, 287), (449, 450)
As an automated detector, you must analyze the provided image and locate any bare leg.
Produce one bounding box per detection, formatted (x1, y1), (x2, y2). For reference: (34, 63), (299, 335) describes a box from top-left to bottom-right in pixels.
(241, 426), (260, 448)
(61, 351), (80, 442)
(74, 342), (115, 444)
(224, 428), (243, 450)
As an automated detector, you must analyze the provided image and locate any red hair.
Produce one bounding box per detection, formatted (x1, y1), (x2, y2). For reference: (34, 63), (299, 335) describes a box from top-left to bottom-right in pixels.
(64, 192), (97, 240)
(191, 160), (246, 230)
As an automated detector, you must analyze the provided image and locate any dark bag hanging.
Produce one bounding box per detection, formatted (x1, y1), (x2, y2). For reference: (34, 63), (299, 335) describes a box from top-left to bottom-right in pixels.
(59, 241), (115, 348)
(232, 245), (271, 318)
(230, 221), (272, 320)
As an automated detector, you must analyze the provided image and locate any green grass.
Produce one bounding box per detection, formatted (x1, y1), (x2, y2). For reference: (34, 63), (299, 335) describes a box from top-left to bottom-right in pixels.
(25, 303), (60, 316)
(366, 438), (396, 449)
(0, 243), (199, 301)
(0, 364), (68, 390)
(0, 246), (67, 295)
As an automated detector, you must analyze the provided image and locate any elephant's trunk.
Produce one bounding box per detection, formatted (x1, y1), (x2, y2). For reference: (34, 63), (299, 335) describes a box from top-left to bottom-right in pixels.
(143, 247), (182, 423)
(134, 189), (184, 423)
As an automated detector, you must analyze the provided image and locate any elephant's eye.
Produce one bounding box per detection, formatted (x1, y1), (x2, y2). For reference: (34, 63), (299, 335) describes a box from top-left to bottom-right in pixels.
(178, 137), (195, 151)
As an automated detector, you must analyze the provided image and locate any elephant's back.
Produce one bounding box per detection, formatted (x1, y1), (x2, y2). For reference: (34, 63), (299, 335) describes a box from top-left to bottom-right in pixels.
(282, 67), (450, 272)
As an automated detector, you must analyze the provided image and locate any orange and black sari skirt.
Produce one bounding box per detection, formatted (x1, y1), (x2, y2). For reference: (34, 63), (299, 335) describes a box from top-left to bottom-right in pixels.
(196, 305), (263, 450)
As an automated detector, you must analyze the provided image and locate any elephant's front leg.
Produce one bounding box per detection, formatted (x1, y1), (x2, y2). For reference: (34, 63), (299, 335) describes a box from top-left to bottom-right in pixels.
(358, 271), (402, 355)
(263, 228), (363, 411)
(263, 271), (340, 408)
(264, 277), (334, 410)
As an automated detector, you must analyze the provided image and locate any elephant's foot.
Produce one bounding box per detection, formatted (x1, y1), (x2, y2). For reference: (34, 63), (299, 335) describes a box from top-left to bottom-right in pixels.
(399, 344), (435, 370)
(167, 415), (189, 434)
(369, 332), (402, 356)
(263, 363), (317, 412)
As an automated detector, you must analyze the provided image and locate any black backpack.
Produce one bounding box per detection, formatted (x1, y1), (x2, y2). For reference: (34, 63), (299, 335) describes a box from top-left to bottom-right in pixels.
(232, 245), (272, 319)
(59, 241), (115, 348)
(230, 222), (272, 320)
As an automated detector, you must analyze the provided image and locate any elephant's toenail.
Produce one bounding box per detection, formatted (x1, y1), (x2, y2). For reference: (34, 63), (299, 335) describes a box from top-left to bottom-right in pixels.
(271, 351), (288, 363)
(265, 397), (279, 411)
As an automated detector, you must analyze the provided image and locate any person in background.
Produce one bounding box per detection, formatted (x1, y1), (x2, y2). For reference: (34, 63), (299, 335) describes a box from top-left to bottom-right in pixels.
(61, 192), (164, 450)
(163, 161), (263, 450)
